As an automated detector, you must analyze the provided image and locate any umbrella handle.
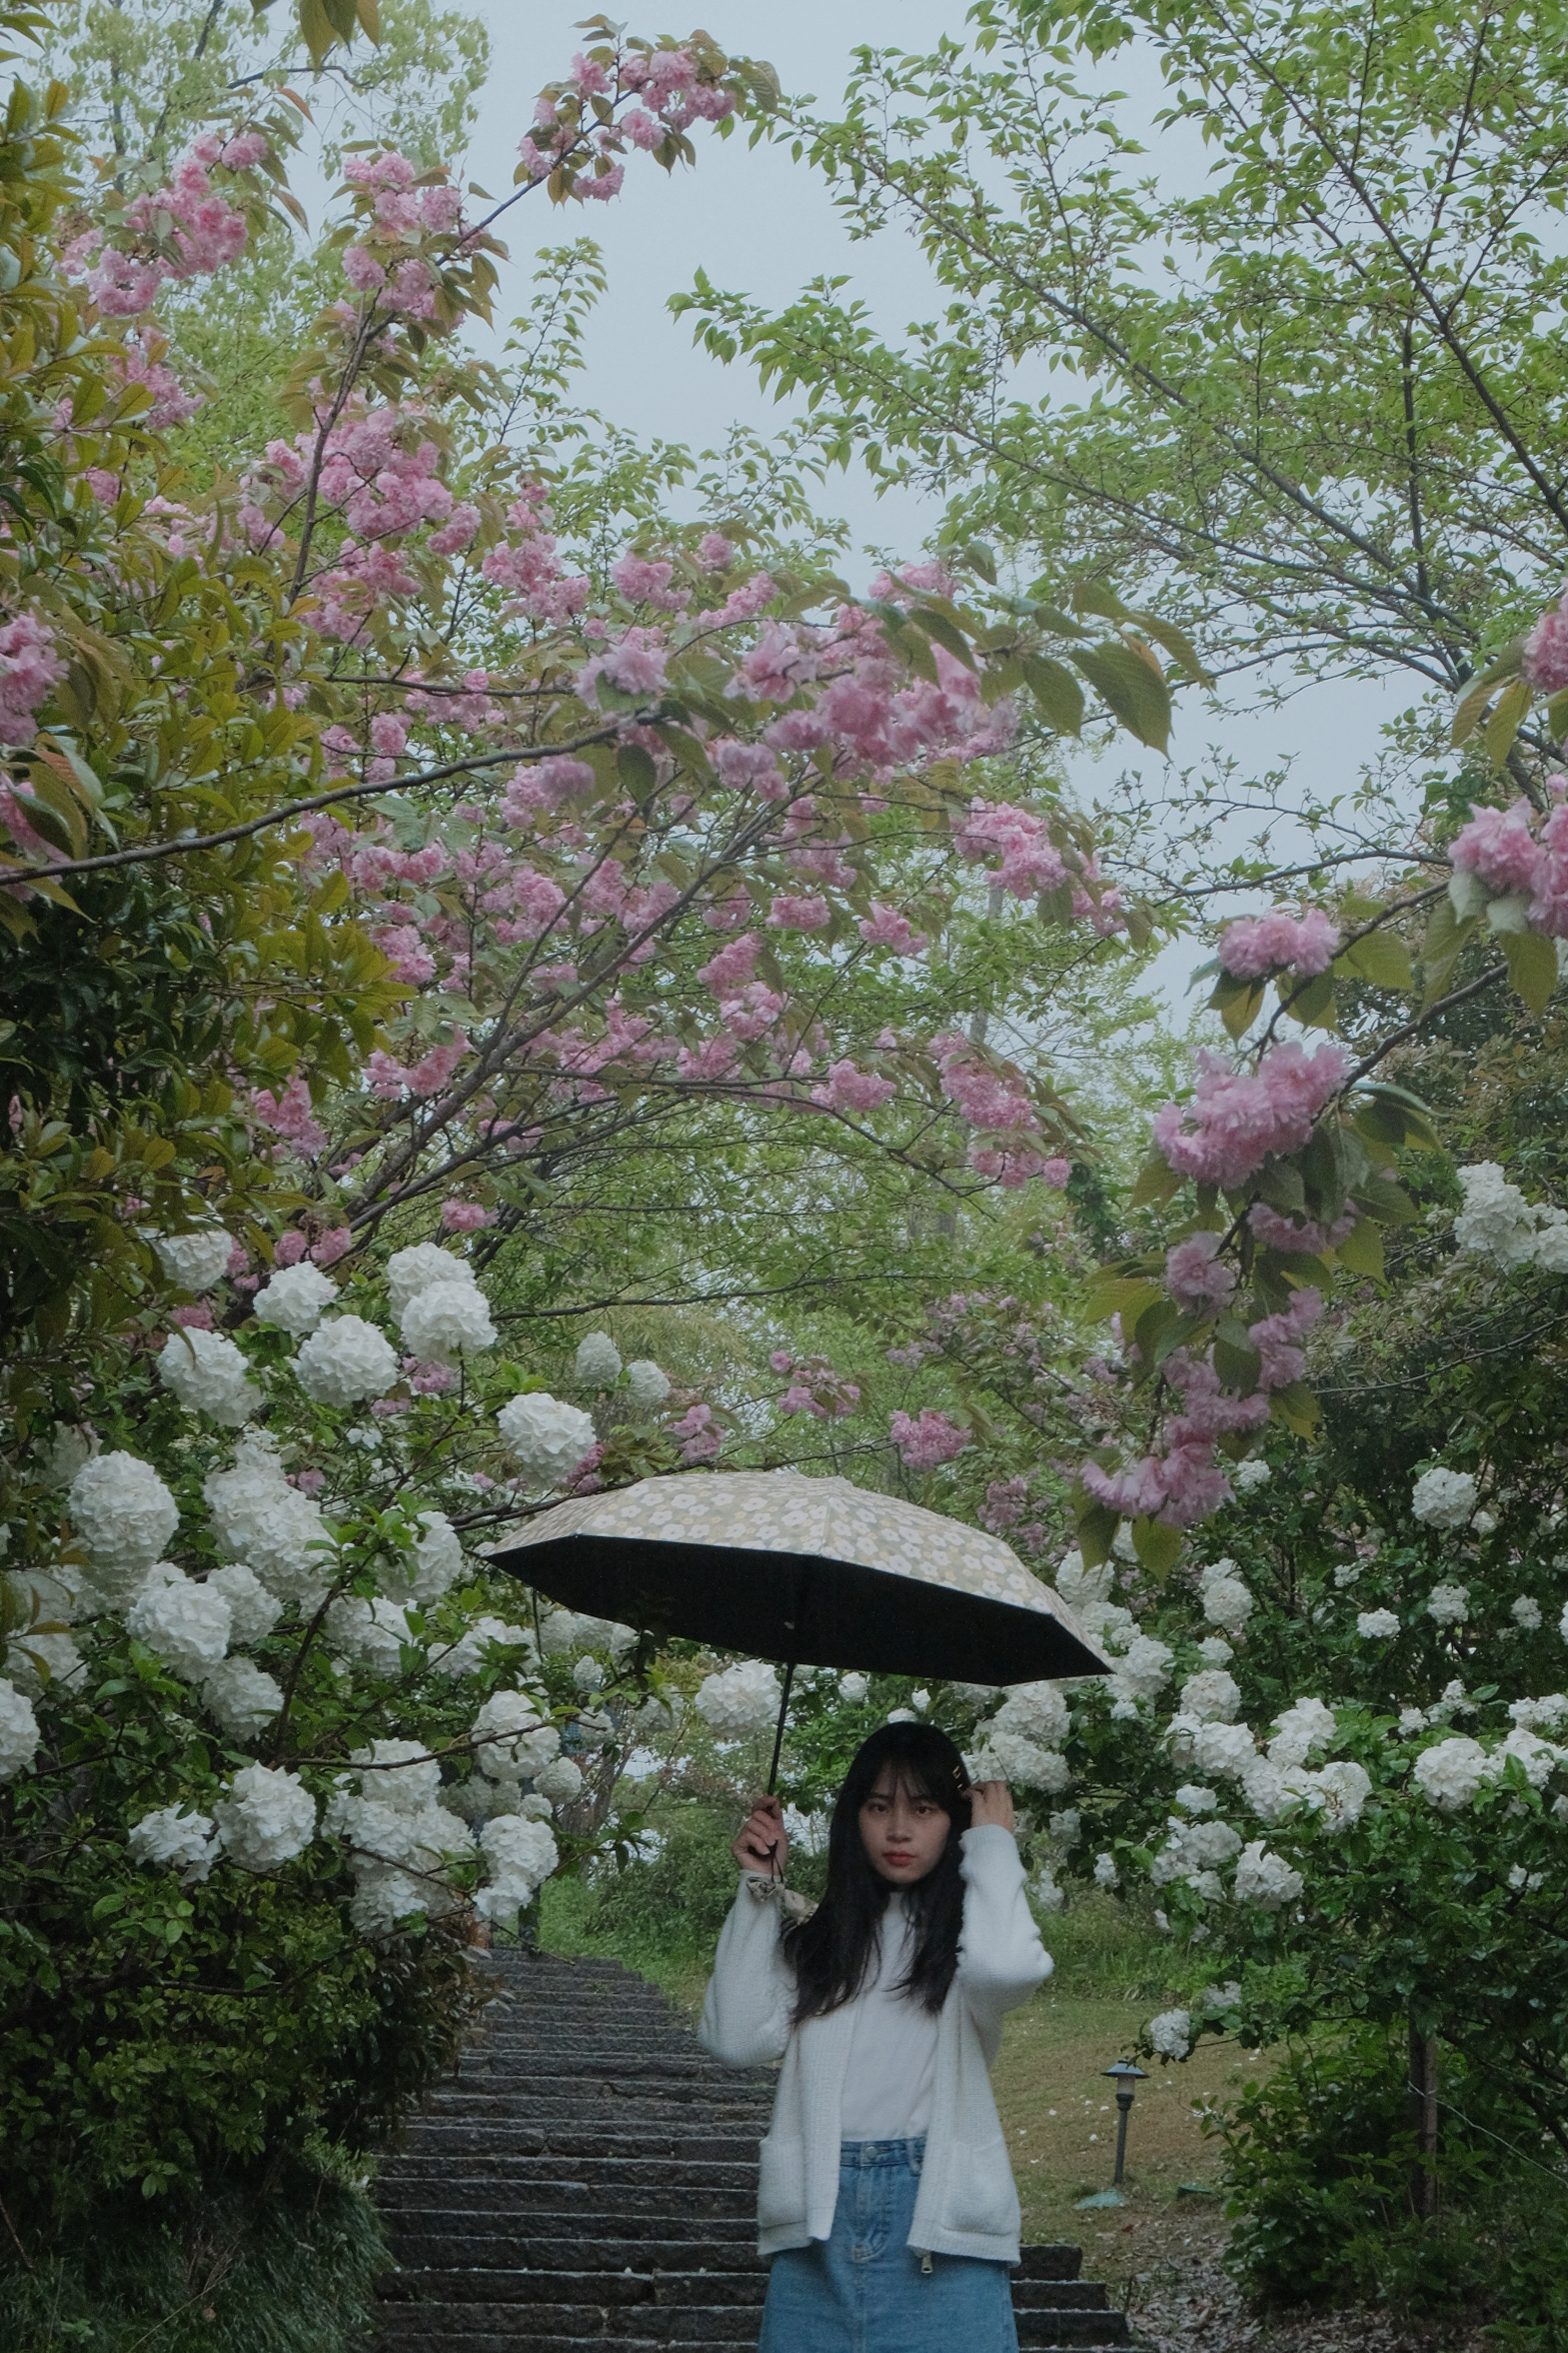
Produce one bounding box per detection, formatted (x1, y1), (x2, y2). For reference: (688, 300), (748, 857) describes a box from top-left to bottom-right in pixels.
(765, 1659), (796, 1814)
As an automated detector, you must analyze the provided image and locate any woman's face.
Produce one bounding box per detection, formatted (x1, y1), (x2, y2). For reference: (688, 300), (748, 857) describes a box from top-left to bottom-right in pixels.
(857, 1770), (951, 1886)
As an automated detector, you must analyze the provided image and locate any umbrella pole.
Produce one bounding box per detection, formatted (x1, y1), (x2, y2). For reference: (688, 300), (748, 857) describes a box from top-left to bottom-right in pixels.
(766, 1660), (795, 1799)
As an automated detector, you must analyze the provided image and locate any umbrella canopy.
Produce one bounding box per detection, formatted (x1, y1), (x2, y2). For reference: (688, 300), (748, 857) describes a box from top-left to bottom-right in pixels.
(487, 1468), (1110, 1685)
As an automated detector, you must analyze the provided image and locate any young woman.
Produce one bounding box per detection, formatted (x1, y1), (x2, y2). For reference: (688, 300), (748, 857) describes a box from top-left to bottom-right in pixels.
(700, 1720), (1051, 2353)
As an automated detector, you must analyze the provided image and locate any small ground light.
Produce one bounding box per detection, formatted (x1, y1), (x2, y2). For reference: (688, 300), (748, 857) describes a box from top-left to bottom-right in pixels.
(1103, 2060), (1147, 2186)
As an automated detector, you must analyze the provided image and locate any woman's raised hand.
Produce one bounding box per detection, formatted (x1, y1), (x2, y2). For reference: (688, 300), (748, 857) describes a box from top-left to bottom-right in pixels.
(733, 1791), (788, 1875)
(965, 1777), (1015, 1834)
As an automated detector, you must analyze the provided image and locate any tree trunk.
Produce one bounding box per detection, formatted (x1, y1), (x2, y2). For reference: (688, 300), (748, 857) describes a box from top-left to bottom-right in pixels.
(1408, 2025), (1438, 2218)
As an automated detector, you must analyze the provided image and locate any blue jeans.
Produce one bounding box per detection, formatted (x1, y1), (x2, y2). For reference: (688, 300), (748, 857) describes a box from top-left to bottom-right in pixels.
(757, 2137), (1018, 2353)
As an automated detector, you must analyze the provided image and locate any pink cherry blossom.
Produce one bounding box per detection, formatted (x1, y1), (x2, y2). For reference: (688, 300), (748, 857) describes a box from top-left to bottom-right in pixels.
(1246, 1201), (1355, 1253)
(1522, 593), (1568, 693)
(312, 1227), (353, 1266)
(273, 1231), (309, 1267)
(1165, 1230), (1238, 1311)
(1217, 907), (1340, 979)
(670, 1401), (722, 1463)
(1247, 1287), (1322, 1390)
(0, 612), (63, 745)
(250, 1076), (327, 1155)
(810, 1061), (897, 1115)
(889, 1407), (969, 1470)
(441, 1200), (494, 1231)
(858, 903), (925, 954)
(1450, 799), (1544, 898)
(1151, 1043), (1350, 1188)
(768, 893), (829, 931)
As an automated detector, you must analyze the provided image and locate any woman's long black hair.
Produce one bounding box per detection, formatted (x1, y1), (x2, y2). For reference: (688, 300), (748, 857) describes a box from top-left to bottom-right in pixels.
(783, 1721), (970, 2024)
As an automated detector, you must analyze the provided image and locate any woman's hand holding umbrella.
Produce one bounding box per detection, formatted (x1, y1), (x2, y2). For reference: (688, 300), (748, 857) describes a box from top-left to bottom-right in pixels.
(734, 1792), (788, 1877)
(964, 1778), (1014, 1834)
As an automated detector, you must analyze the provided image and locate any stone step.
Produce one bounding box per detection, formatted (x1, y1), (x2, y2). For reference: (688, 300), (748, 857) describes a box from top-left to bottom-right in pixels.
(376, 2177), (761, 2220)
(387, 2133), (764, 2165)
(382, 2262), (1114, 2313)
(385, 2233), (767, 2272)
(376, 2308), (1126, 2349)
(378, 2152), (761, 2191)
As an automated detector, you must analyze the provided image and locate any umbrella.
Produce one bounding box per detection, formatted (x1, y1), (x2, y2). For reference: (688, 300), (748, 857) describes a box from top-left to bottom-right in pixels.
(488, 1468), (1110, 1788)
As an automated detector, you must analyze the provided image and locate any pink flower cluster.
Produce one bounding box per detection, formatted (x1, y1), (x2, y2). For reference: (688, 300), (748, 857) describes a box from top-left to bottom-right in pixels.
(1164, 1229), (1237, 1311)
(931, 1033), (1067, 1188)
(0, 613), (63, 747)
(889, 1406), (970, 1470)
(953, 799), (1121, 933)
(670, 1400), (722, 1463)
(85, 149), (257, 316)
(810, 1060), (896, 1115)
(775, 1352), (861, 1420)
(1522, 589), (1568, 694)
(275, 1226), (353, 1268)
(1151, 1042), (1350, 1188)
(1217, 906), (1340, 980)
(1246, 1201), (1356, 1254)
(519, 42), (736, 199)
(1449, 795), (1568, 938)
(249, 1077), (327, 1157)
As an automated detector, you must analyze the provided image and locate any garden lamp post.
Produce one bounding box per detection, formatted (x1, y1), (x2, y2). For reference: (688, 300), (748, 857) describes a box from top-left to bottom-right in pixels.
(1102, 2061), (1147, 2186)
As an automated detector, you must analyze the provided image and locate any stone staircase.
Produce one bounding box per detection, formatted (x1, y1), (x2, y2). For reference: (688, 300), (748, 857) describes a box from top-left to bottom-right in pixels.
(374, 1947), (1132, 2351)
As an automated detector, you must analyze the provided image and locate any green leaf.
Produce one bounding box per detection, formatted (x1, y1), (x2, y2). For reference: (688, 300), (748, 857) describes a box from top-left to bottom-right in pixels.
(1484, 676), (1531, 768)
(1073, 1498), (1118, 1570)
(1335, 1213), (1385, 1279)
(1129, 1151), (1180, 1207)
(1503, 928), (1558, 1017)
(1351, 1172), (1419, 1225)
(1283, 971), (1337, 1029)
(1420, 895), (1477, 1010)
(1269, 1380), (1320, 1436)
(1130, 1515), (1183, 1576)
(1342, 932), (1414, 993)
(1213, 1329), (1262, 1390)
(1254, 1158), (1307, 1215)
(1081, 1273), (1164, 1326)
(904, 606), (977, 671)
(1208, 970), (1266, 1040)
(1071, 640), (1171, 751)
(1127, 609), (1214, 686)
(1018, 654), (1084, 735)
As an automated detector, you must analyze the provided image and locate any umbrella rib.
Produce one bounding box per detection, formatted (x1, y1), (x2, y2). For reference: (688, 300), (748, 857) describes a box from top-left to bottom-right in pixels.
(765, 1659), (796, 1812)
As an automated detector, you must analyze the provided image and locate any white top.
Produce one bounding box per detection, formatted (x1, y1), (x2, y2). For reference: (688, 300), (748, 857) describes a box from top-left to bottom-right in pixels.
(837, 1893), (939, 2141)
(700, 1823), (1050, 2263)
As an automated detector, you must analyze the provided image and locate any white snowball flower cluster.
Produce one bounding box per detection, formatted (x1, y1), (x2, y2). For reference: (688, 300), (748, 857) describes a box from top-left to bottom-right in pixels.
(324, 1742), (475, 1935)
(1196, 1636), (1233, 1666)
(1509, 1693), (1568, 1731)
(472, 1689), (560, 1778)
(1049, 1806), (1081, 1845)
(1413, 1735), (1488, 1810)
(1147, 2007), (1192, 2059)
(1428, 1581), (1470, 1626)
(198, 1655), (284, 1738)
(1150, 1814), (1242, 1889)
(539, 1608), (637, 1660)
(697, 1658), (782, 1736)
(1179, 1668), (1242, 1723)
(1092, 1850), (1120, 1889)
(1357, 1608), (1400, 1639)
(205, 1563), (281, 1647)
(1107, 1634), (1173, 1708)
(1175, 1783), (1218, 1812)
(212, 1763), (317, 1871)
(1411, 1466), (1477, 1528)
(126, 1564), (232, 1680)
(1192, 1721), (1258, 1780)
(1452, 1163), (1568, 1272)
(477, 1812), (560, 1923)
(68, 1452), (180, 1603)
(1269, 1698), (1338, 1766)
(1233, 1840), (1304, 1910)
(38, 1422), (97, 1488)
(129, 1804), (219, 1881)
(573, 1655), (606, 1692)
(152, 1227), (233, 1293)
(575, 1330), (622, 1385)
(1512, 1595), (1543, 1630)
(325, 1596), (418, 1676)
(1033, 1867), (1065, 1913)
(204, 1435), (332, 1608)
(1198, 1560), (1254, 1633)
(252, 1261), (338, 1336)
(1054, 1552), (1115, 1614)
(534, 1755), (584, 1807)
(5, 1619), (82, 1698)
(376, 1510), (465, 1606)
(400, 1277), (496, 1363)
(991, 1681), (1069, 1747)
(837, 1672), (868, 1702)
(498, 1391), (597, 1486)
(0, 1676), (40, 1779)
(387, 1241), (473, 1316)
(969, 1729), (1070, 1792)
(1309, 1760), (1373, 1828)
(1231, 1458), (1272, 1492)
(156, 1327), (260, 1427)
(429, 1613), (535, 1677)
(295, 1314), (399, 1406)
(626, 1358), (671, 1408)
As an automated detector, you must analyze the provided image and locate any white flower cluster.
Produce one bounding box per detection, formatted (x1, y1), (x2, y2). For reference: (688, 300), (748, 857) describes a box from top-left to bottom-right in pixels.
(0, 1676), (40, 1779)
(1149, 1813), (1242, 1898)
(376, 1510), (465, 1606)
(1106, 1633), (1173, 1709)
(627, 1358), (671, 1408)
(1198, 1559), (1254, 1634)
(990, 1681), (1070, 1747)
(253, 1261), (338, 1336)
(204, 1434), (332, 1608)
(696, 1658), (782, 1736)
(1092, 1850), (1120, 1889)
(837, 1671), (868, 1702)
(157, 1327), (261, 1426)
(1413, 1725), (1566, 1811)
(387, 1242), (471, 1315)
(472, 1688), (560, 1780)
(402, 1280), (496, 1363)
(1411, 1465), (1477, 1528)
(477, 1812), (560, 1923)
(534, 1755), (584, 1807)
(68, 1452), (181, 1605)
(1268, 1698), (1338, 1766)
(295, 1314), (399, 1406)
(199, 1655), (284, 1737)
(1147, 2006), (1192, 2059)
(212, 1763), (317, 1871)
(1033, 1867), (1066, 1913)
(498, 1391), (596, 1486)
(126, 1563), (232, 1680)
(575, 1330), (622, 1385)
(539, 1607), (637, 1660)
(1054, 1552), (1115, 1615)
(205, 1562), (282, 1646)
(1452, 1162), (1568, 1275)
(1428, 1581), (1470, 1626)
(153, 1227), (233, 1293)
(1513, 1596), (1544, 1630)
(428, 1613), (535, 1677)
(129, 1803), (219, 1881)
(1357, 1608), (1400, 1639)
(1179, 1668), (1242, 1723)
(324, 1741), (475, 1935)
(1231, 1458), (1272, 1492)
(968, 1728), (1070, 1792)
(325, 1595), (418, 1676)
(1232, 1840), (1303, 1910)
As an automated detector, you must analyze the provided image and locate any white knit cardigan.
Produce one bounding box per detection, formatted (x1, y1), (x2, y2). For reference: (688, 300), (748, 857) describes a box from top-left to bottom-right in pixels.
(699, 1822), (1050, 2262)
